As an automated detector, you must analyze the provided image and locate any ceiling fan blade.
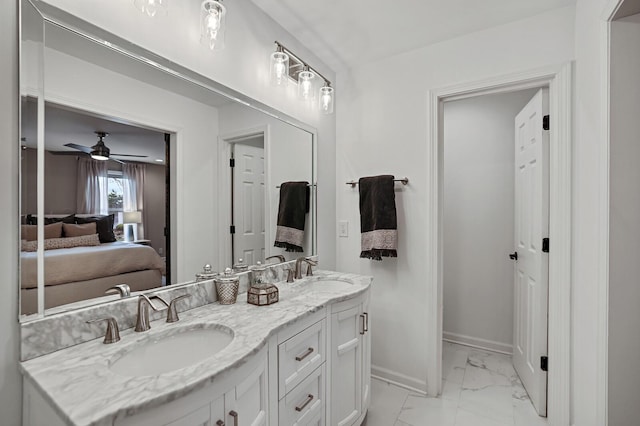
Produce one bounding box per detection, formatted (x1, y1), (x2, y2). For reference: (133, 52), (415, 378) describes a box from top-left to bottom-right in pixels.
(110, 157), (125, 165)
(111, 153), (148, 158)
(64, 143), (93, 154)
(49, 151), (87, 156)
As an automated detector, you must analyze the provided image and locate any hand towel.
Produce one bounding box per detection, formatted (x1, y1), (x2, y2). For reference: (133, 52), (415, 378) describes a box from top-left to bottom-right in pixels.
(274, 181), (310, 252)
(359, 175), (398, 260)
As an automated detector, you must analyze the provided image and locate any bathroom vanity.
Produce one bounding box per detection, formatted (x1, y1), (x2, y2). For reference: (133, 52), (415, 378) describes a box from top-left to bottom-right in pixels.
(20, 271), (372, 426)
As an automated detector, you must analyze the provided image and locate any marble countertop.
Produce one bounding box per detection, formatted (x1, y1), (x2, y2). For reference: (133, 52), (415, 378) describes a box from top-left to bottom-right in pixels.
(20, 270), (371, 426)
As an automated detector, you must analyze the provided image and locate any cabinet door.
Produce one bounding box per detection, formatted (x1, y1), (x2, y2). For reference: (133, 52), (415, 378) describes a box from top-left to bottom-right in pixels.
(225, 356), (269, 426)
(361, 292), (371, 412)
(331, 305), (362, 426)
(166, 405), (211, 426)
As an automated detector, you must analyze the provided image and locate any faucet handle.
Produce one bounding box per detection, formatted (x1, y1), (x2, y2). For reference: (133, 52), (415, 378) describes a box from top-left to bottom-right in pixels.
(166, 294), (191, 323)
(87, 317), (120, 344)
(266, 254), (286, 263)
(285, 268), (294, 283)
(105, 284), (131, 298)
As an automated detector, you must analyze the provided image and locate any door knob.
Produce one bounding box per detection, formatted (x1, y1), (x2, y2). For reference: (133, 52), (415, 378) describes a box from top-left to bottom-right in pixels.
(509, 252), (518, 261)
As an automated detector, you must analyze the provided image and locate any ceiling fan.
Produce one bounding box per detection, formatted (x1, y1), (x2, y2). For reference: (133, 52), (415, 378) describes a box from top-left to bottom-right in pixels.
(63, 132), (148, 164)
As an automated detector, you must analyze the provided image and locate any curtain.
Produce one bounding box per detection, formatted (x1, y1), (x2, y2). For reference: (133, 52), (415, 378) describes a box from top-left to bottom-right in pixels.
(123, 163), (146, 240)
(76, 158), (108, 215)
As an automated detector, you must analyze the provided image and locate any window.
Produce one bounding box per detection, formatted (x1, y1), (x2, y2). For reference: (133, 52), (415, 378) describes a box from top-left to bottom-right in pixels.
(107, 171), (125, 240)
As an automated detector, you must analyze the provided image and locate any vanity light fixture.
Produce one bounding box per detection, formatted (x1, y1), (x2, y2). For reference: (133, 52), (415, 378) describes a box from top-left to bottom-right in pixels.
(201, 0), (226, 51)
(270, 44), (289, 87)
(270, 41), (334, 114)
(133, 0), (168, 17)
(297, 65), (315, 101)
(319, 82), (334, 114)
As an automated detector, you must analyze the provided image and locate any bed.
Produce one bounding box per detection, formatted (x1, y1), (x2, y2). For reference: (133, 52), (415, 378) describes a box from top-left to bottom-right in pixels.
(21, 241), (166, 314)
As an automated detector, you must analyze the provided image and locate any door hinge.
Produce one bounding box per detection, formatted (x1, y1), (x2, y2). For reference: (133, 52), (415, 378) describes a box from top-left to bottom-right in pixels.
(229, 158), (235, 168)
(543, 115), (550, 131)
(541, 356), (548, 372)
(230, 225), (235, 234)
(542, 238), (549, 253)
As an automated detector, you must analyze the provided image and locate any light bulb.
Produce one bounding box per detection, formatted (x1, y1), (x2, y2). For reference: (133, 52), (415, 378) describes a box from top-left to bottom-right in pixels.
(270, 51), (289, 86)
(319, 85), (334, 114)
(297, 70), (315, 101)
(133, 0), (167, 17)
(200, 1), (226, 50)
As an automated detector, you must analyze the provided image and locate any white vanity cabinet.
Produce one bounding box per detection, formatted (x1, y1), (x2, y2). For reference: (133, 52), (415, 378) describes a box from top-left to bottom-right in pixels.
(329, 292), (371, 426)
(114, 347), (269, 426)
(21, 282), (372, 426)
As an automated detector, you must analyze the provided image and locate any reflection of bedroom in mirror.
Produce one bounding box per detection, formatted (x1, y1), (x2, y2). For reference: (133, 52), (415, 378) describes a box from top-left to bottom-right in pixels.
(20, 100), (172, 315)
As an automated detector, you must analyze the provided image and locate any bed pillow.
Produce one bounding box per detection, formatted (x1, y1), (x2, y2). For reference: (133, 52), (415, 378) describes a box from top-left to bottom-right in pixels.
(21, 222), (63, 241)
(27, 214), (75, 225)
(21, 234), (101, 252)
(75, 214), (116, 243)
(63, 222), (97, 237)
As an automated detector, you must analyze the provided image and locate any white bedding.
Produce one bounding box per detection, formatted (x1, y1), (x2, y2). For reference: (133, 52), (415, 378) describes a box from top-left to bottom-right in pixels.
(21, 241), (165, 289)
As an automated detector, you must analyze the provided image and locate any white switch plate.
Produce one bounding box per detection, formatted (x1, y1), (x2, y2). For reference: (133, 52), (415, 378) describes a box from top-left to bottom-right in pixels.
(338, 221), (349, 237)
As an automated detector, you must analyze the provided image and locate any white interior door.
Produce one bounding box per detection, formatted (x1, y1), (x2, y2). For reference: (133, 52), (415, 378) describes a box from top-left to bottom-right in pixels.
(233, 143), (265, 265)
(513, 88), (549, 416)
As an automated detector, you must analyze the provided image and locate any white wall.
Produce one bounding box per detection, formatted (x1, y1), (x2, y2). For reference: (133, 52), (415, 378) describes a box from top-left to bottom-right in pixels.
(443, 90), (537, 352)
(336, 6), (575, 392)
(0, 0), (22, 423)
(608, 12), (640, 426)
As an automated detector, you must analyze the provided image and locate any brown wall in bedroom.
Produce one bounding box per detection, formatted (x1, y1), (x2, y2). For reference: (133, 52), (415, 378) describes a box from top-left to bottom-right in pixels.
(21, 149), (167, 256)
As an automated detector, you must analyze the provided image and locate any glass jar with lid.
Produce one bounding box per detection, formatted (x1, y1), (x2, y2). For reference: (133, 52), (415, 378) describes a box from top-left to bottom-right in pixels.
(214, 268), (239, 304)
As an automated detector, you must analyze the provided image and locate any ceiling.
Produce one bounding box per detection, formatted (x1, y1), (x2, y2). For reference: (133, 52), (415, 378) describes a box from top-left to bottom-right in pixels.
(22, 100), (167, 165)
(252, 0), (575, 72)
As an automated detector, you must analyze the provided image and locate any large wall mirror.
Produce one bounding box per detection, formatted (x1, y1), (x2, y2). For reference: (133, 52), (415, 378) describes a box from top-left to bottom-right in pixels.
(20, 0), (317, 320)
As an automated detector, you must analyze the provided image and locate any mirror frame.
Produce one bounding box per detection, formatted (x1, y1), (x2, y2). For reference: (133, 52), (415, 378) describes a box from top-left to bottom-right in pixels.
(19, 0), (318, 321)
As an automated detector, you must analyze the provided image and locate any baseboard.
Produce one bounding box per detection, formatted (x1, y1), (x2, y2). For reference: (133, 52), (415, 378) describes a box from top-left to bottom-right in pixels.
(443, 331), (513, 355)
(371, 364), (427, 395)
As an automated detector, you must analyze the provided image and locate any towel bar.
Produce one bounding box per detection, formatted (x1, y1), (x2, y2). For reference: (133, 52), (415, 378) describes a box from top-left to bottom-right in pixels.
(346, 177), (409, 188)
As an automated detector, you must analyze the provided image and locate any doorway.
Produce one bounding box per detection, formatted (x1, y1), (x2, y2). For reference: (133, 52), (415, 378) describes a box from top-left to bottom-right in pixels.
(230, 135), (265, 265)
(442, 88), (548, 421)
(426, 63), (573, 425)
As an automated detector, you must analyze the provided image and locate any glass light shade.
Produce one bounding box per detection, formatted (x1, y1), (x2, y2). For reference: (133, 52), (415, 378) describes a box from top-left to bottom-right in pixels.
(133, 0), (168, 17)
(297, 70), (316, 101)
(201, 0), (226, 51)
(270, 51), (290, 86)
(319, 86), (334, 114)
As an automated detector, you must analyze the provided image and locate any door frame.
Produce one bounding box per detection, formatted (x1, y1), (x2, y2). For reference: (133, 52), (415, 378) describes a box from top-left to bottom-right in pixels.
(217, 125), (270, 268)
(426, 62), (572, 425)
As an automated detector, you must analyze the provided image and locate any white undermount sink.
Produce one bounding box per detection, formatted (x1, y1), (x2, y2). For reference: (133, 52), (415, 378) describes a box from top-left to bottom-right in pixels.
(109, 324), (234, 377)
(307, 278), (355, 292)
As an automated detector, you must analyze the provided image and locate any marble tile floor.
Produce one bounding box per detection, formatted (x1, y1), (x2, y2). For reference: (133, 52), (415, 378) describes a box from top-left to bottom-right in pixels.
(364, 342), (547, 426)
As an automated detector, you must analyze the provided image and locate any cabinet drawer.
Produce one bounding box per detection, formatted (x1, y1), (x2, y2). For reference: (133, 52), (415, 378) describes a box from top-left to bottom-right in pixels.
(279, 364), (325, 426)
(278, 319), (326, 398)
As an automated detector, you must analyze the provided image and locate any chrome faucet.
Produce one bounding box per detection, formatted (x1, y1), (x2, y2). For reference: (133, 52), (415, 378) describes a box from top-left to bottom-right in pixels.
(294, 257), (318, 279)
(87, 317), (120, 344)
(105, 284), (131, 298)
(135, 294), (169, 332)
(265, 254), (286, 264)
(166, 294), (191, 323)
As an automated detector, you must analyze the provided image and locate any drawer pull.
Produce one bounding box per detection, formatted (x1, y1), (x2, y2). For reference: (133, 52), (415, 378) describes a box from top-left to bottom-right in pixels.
(360, 314), (366, 335)
(216, 421), (225, 426)
(295, 347), (314, 361)
(295, 394), (314, 412)
(229, 410), (238, 426)
(364, 312), (369, 332)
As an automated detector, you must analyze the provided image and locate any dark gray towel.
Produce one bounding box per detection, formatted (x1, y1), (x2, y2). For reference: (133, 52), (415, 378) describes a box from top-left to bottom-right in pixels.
(274, 181), (309, 252)
(359, 175), (397, 260)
